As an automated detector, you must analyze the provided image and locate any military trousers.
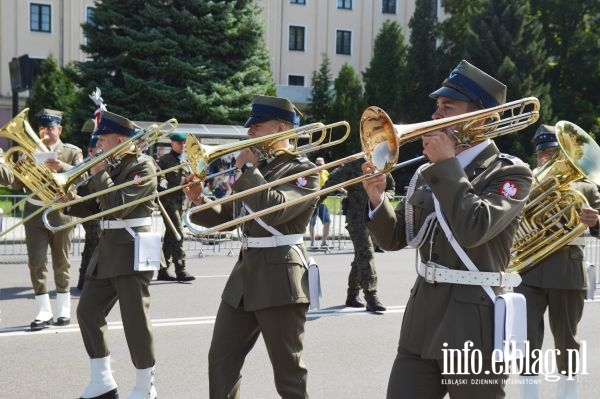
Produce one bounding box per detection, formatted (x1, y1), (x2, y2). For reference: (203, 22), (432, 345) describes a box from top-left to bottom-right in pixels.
(386, 350), (506, 399)
(208, 301), (309, 399)
(345, 220), (377, 296)
(24, 219), (73, 294)
(77, 272), (155, 369)
(80, 220), (101, 276)
(515, 283), (585, 376)
(161, 202), (185, 269)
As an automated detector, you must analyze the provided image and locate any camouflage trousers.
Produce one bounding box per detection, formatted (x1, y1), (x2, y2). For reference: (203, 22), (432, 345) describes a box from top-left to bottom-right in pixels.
(345, 219), (378, 296)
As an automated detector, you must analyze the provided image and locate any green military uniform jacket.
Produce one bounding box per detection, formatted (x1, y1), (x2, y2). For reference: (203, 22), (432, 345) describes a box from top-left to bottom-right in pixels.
(157, 149), (187, 206)
(324, 158), (395, 221)
(13, 140), (83, 227)
(521, 178), (600, 289)
(368, 142), (532, 358)
(191, 153), (319, 311)
(68, 152), (157, 279)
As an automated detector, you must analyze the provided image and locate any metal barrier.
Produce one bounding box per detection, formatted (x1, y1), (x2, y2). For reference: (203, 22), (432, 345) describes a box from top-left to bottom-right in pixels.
(1, 193), (600, 274)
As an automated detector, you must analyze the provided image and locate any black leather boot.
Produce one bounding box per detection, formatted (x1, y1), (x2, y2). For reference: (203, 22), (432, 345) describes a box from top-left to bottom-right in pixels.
(156, 268), (177, 281)
(345, 294), (364, 308)
(176, 269), (196, 282)
(365, 295), (386, 312)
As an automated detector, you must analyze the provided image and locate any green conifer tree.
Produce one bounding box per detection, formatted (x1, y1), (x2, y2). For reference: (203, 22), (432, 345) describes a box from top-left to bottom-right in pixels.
(362, 20), (407, 122)
(305, 54), (334, 125)
(74, 0), (273, 125)
(25, 56), (79, 146)
(464, 0), (551, 160)
(331, 63), (364, 155)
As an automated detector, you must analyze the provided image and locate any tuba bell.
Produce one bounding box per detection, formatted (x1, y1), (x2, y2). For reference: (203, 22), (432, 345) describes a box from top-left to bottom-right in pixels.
(1, 108), (66, 203)
(508, 121), (600, 274)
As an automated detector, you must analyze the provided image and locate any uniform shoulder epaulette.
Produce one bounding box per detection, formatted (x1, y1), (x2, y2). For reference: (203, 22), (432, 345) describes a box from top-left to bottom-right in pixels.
(498, 153), (524, 165)
(63, 143), (82, 152)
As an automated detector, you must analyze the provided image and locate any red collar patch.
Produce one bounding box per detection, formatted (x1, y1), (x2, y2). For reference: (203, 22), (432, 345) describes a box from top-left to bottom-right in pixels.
(499, 180), (518, 199)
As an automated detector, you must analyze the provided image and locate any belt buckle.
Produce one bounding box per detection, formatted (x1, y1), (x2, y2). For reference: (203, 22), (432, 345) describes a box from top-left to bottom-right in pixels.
(425, 261), (437, 284)
(242, 235), (248, 250)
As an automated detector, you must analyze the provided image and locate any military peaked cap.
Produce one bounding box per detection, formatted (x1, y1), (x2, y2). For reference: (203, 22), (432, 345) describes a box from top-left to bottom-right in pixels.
(244, 95), (302, 128)
(35, 109), (63, 127)
(95, 111), (138, 137)
(430, 60), (507, 109)
(532, 124), (558, 152)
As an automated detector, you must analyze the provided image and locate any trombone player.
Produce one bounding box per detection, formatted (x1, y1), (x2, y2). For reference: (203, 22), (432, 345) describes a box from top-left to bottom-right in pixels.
(66, 111), (158, 399)
(183, 95), (319, 398)
(515, 124), (600, 399)
(361, 60), (533, 398)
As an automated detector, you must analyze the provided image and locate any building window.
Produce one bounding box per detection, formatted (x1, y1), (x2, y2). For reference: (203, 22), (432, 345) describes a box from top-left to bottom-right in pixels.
(289, 26), (305, 51)
(382, 0), (396, 14)
(290, 0), (306, 4)
(337, 0), (352, 10)
(86, 7), (94, 24)
(288, 75), (305, 86)
(30, 3), (51, 33)
(336, 30), (352, 55)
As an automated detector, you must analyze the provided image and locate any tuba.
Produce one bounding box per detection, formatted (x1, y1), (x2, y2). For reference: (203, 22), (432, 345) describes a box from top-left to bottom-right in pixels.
(508, 121), (600, 274)
(1, 108), (65, 202)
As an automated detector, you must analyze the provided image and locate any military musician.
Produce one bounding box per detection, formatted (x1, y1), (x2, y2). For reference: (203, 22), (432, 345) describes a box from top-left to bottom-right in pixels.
(184, 95), (319, 398)
(362, 60), (533, 398)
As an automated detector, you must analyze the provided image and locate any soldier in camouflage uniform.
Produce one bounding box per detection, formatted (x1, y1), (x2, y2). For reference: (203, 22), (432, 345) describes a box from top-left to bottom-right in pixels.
(323, 158), (395, 312)
(156, 132), (195, 281)
(77, 121), (101, 290)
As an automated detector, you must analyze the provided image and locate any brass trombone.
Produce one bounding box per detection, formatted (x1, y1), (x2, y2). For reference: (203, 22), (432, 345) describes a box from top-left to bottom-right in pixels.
(4, 116), (175, 235)
(183, 97), (540, 235)
(41, 120), (351, 232)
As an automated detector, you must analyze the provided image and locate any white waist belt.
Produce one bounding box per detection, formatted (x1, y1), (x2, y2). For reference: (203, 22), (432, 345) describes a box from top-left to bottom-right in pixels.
(418, 262), (522, 288)
(568, 237), (586, 246)
(243, 234), (304, 248)
(100, 217), (152, 230)
(26, 198), (46, 207)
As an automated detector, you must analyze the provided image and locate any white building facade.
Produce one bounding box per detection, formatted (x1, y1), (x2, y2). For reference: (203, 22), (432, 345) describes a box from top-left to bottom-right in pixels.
(0, 0), (441, 124)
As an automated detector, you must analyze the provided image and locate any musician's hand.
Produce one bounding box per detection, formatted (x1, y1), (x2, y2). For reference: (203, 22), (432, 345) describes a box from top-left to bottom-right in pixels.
(361, 161), (387, 208)
(44, 159), (64, 172)
(57, 191), (76, 203)
(422, 129), (456, 163)
(581, 207), (599, 227)
(91, 159), (109, 175)
(183, 175), (205, 205)
(236, 148), (260, 170)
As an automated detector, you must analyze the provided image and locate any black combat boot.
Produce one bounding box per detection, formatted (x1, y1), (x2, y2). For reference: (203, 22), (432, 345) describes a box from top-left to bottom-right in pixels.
(175, 269), (196, 282)
(156, 268), (177, 281)
(345, 293), (364, 308)
(365, 295), (386, 312)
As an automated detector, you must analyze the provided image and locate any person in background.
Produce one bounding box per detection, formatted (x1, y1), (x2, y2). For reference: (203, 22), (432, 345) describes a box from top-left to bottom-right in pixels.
(309, 156), (331, 248)
(0, 148), (14, 186)
(156, 132), (195, 282)
(12, 108), (83, 330)
(515, 124), (600, 399)
(324, 158), (394, 312)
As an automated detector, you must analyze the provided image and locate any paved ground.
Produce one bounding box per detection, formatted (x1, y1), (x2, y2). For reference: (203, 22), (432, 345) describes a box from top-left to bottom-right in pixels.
(1, 246), (600, 398)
